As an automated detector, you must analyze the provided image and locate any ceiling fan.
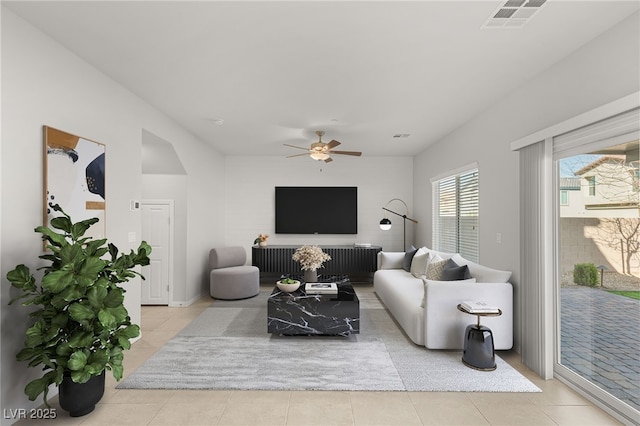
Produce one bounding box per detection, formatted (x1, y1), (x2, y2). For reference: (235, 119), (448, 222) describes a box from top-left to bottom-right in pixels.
(284, 131), (362, 163)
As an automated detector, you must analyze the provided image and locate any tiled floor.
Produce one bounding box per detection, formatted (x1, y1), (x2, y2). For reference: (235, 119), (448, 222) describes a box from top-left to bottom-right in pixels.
(18, 286), (623, 425)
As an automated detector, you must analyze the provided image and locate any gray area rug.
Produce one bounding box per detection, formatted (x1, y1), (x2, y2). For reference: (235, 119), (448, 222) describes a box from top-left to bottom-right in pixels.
(118, 288), (540, 392)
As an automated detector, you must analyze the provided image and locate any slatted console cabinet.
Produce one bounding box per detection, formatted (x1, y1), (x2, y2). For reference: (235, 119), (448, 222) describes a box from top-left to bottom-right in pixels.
(252, 245), (382, 283)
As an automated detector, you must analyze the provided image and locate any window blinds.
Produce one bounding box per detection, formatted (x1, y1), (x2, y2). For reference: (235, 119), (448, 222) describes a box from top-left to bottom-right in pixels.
(432, 168), (479, 262)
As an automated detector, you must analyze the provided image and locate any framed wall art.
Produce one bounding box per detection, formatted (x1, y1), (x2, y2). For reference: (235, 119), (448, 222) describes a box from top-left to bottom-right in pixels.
(43, 126), (106, 239)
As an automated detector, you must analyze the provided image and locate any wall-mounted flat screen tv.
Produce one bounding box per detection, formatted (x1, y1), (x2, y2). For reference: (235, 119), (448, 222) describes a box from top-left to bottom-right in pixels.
(275, 186), (358, 234)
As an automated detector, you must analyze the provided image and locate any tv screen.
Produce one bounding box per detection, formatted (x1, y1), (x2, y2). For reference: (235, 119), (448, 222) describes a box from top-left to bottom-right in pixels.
(275, 186), (358, 234)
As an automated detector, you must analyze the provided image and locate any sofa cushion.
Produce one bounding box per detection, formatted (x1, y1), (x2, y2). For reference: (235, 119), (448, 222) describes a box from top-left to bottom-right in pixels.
(424, 256), (446, 280)
(403, 245), (418, 272)
(424, 248), (456, 260)
(420, 277), (476, 307)
(451, 254), (512, 283)
(378, 252), (405, 270)
(410, 248), (432, 278)
(440, 258), (472, 280)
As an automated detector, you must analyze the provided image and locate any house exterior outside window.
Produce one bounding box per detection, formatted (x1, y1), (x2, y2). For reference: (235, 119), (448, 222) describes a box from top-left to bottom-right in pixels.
(586, 176), (596, 196)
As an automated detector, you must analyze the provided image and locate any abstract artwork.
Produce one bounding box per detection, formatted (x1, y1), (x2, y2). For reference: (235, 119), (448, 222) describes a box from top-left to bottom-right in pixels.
(44, 126), (106, 239)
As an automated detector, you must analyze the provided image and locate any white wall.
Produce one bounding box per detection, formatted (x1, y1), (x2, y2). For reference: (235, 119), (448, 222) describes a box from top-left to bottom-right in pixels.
(0, 8), (224, 417)
(413, 11), (640, 353)
(224, 156), (414, 255)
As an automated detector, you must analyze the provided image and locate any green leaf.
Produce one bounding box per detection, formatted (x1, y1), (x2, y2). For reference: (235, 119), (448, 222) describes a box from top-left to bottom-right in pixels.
(50, 216), (72, 233)
(71, 218), (100, 240)
(98, 309), (117, 329)
(87, 286), (108, 308)
(117, 336), (131, 350)
(108, 243), (119, 260)
(42, 269), (74, 293)
(121, 324), (140, 339)
(85, 239), (108, 256)
(68, 331), (94, 348)
(25, 376), (52, 402)
(60, 284), (84, 302)
(87, 349), (109, 374)
(35, 225), (67, 246)
(55, 343), (72, 357)
(110, 364), (124, 381)
(76, 257), (107, 286)
(16, 347), (41, 362)
(68, 302), (96, 322)
(103, 288), (124, 308)
(25, 321), (45, 347)
(51, 312), (68, 329)
(70, 369), (92, 384)
(105, 305), (128, 324)
(59, 243), (83, 266)
(67, 350), (88, 371)
(6, 265), (36, 292)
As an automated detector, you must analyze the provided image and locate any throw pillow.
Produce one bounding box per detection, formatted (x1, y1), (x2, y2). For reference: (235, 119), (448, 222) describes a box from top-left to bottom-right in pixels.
(440, 258), (472, 280)
(440, 264), (472, 280)
(420, 277), (477, 307)
(402, 245), (418, 272)
(424, 256), (446, 280)
(410, 249), (432, 278)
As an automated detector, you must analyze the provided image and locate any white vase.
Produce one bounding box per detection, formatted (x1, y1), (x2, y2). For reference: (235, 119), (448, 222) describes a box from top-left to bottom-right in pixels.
(304, 269), (318, 283)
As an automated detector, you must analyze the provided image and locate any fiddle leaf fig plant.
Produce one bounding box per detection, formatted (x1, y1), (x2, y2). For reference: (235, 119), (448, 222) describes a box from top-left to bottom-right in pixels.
(7, 204), (151, 405)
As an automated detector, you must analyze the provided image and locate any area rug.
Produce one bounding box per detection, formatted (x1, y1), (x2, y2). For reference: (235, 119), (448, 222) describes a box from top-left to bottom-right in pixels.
(118, 288), (540, 392)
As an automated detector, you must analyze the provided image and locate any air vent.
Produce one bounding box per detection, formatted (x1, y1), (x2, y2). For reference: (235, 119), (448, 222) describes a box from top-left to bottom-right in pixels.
(393, 134), (411, 138)
(482, 0), (547, 29)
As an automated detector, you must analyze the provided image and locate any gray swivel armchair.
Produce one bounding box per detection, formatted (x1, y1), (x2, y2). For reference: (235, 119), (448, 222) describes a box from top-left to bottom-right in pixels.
(209, 246), (260, 300)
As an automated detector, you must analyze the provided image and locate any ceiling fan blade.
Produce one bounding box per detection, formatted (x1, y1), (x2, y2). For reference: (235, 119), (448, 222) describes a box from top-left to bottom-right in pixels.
(286, 153), (311, 158)
(326, 139), (341, 150)
(283, 144), (310, 151)
(324, 157), (334, 163)
(329, 150), (362, 156)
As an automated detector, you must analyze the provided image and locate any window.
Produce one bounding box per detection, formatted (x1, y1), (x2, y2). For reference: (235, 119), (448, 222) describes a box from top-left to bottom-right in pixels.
(560, 190), (569, 205)
(432, 166), (479, 262)
(586, 176), (596, 196)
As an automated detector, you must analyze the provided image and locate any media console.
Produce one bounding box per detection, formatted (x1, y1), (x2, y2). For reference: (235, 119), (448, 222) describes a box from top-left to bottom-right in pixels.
(252, 245), (382, 283)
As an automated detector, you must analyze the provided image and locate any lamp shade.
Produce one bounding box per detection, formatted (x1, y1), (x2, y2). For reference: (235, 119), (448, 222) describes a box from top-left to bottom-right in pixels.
(310, 152), (330, 161)
(379, 218), (392, 230)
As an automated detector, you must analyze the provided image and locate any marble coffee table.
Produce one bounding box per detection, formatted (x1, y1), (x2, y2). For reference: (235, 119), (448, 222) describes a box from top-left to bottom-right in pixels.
(267, 276), (360, 336)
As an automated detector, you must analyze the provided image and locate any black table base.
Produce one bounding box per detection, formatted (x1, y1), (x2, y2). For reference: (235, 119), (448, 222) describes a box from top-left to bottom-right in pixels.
(461, 324), (497, 371)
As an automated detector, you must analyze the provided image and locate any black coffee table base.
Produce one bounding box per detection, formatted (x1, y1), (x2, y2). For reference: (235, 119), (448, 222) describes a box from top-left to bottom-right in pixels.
(267, 279), (359, 336)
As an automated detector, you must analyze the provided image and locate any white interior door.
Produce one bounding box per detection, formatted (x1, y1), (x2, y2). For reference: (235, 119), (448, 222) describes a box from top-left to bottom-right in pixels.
(141, 202), (172, 305)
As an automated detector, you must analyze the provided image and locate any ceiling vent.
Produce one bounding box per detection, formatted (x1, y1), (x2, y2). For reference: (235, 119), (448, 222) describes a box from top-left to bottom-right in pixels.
(482, 0), (547, 29)
(393, 134), (411, 138)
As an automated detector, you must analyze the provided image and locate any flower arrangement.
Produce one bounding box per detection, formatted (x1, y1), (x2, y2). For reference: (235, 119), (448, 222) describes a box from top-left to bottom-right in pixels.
(254, 234), (269, 245)
(291, 245), (331, 271)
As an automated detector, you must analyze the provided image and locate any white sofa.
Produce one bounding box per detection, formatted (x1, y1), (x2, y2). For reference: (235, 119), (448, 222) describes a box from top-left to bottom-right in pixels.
(374, 248), (513, 350)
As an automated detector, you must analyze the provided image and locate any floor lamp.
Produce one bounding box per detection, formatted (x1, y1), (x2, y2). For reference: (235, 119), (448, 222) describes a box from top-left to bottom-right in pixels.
(379, 198), (418, 250)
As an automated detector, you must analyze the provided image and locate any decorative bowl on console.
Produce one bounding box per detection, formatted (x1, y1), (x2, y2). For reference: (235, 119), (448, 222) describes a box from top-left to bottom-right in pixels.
(277, 279), (300, 293)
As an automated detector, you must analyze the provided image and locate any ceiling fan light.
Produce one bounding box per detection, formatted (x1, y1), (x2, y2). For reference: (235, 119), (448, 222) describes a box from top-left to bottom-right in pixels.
(379, 218), (392, 230)
(310, 152), (330, 161)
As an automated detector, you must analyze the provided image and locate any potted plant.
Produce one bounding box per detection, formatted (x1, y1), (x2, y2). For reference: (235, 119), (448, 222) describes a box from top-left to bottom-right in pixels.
(6, 204), (151, 416)
(291, 245), (331, 283)
(254, 234), (269, 247)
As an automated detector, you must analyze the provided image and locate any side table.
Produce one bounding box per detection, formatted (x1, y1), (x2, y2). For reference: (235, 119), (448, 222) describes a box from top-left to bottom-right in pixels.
(457, 304), (502, 371)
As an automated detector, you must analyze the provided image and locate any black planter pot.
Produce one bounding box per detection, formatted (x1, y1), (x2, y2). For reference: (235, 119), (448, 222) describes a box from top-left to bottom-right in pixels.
(59, 371), (105, 417)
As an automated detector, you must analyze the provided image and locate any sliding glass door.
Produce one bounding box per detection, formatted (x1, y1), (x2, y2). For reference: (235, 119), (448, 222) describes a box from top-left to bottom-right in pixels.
(556, 139), (639, 417)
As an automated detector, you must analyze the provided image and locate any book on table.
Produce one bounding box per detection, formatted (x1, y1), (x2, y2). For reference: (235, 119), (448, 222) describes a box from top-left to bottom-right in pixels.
(305, 282), (338, 294)
(460, 300), (500, 314)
